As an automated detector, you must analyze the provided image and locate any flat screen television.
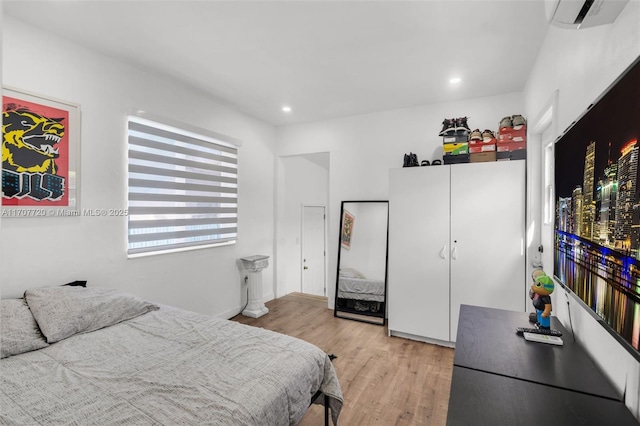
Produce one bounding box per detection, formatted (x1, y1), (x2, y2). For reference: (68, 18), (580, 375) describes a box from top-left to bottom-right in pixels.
(554, 55), (640, 356)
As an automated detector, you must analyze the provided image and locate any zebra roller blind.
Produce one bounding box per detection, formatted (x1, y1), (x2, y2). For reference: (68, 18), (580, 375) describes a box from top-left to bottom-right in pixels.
(127, 117), (238, 256)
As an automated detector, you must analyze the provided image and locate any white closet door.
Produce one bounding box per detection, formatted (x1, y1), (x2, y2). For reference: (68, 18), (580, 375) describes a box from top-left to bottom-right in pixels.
(449, 161), (526, 341)
(388, 166), (451, 341)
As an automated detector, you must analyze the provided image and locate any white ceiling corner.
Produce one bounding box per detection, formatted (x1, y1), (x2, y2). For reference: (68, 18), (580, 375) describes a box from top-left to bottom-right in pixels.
(3, 1), (550, 126)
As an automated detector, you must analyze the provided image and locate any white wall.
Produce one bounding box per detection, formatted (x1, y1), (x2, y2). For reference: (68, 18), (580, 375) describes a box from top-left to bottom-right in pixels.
(339, 202), (387, 281)
(275, 155), (328, 296)
(277, 92), (524, 307)
(1, 17), (277, 319)
(524, 1), (640, 418)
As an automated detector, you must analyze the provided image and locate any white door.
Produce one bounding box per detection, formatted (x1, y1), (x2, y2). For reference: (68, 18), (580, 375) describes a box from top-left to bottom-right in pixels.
(302, 206), (326, 296)
(449, 161), (526, 341)
(388, 166), (451, 341)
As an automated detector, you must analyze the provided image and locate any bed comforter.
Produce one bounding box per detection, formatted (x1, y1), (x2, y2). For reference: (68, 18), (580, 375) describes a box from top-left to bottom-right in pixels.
(337, 268), (385, 302)
(0, 303), (342, 425)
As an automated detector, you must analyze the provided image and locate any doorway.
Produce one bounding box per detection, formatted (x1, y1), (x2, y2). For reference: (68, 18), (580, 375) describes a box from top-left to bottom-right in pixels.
(276, 152), (329, 299)
(531, 91), (558, 276)
(301, 205), (326, 297)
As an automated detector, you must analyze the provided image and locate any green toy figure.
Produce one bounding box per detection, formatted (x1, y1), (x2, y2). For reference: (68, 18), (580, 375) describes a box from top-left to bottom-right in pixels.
(528, 269), (545, 323)
(530, 271), (555, 329)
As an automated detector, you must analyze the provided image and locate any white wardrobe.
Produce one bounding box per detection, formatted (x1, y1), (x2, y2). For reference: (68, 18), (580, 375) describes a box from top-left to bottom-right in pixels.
(388, 160), (526, 344)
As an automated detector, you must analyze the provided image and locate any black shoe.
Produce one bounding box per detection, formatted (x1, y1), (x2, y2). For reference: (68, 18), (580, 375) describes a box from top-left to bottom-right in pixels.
(529, 312), (537, 323)
(455, 117), (471, 132)
(438, 118), (455, 136)
(403, 153), (410, 167)
(403, 153), (420, 167)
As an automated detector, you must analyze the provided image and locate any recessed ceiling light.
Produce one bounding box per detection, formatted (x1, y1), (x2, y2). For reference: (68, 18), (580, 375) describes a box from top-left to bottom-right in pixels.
(282, 106), (292, 113)
(449, 77), (462, 84)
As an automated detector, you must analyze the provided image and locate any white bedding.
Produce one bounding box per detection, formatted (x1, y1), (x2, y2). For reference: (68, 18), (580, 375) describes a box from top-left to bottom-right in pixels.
(0, 303), (342, 425)
(337, 268), (385, 302)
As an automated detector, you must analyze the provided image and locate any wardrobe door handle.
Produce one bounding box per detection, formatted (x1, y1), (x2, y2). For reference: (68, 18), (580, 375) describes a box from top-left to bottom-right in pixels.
(451, 246), (458, 260)
(439, 246), (447, 260)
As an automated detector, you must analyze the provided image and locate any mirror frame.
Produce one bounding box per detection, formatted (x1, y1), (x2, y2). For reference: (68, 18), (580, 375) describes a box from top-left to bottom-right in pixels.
(334, 200), (389, 325)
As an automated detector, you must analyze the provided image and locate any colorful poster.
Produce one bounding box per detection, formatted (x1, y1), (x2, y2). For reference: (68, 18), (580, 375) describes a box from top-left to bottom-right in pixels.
(341, 210), (354, 249)
(2, 88), (79, 216)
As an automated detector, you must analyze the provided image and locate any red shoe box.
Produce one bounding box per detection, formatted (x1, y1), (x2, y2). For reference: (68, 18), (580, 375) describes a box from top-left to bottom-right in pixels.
(470, 152), (496, 163)
(468, 139), (496, 153)
(497, 141), (526, 152)
(498, 125), (527, 142)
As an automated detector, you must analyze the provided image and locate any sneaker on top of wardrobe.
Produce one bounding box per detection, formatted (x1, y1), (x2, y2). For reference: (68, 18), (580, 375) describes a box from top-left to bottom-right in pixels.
(512, 114), (527, 127)
(499, 116), (513, 129)
(439, 118), (456, 136)
(407, 152), (419, 167)
(481, 129), (496, 141)
(455, 116), (471, 132)
(469, 129), (482, 141)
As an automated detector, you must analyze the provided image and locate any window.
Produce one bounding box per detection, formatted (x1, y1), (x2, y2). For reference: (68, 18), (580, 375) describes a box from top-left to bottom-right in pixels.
(127, 116), (238, 256)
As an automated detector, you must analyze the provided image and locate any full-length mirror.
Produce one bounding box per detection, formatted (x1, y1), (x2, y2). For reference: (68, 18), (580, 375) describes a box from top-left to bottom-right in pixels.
(334, 200), (389, 325)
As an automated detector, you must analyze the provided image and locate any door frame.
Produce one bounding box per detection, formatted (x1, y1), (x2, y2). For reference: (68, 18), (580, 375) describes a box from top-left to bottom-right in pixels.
(300, 204), (327, 296)
(529, 90), (559, 279)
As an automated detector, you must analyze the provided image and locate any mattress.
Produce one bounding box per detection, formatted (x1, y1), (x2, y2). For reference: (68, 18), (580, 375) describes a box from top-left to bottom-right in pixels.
(0, 298), (342, 425)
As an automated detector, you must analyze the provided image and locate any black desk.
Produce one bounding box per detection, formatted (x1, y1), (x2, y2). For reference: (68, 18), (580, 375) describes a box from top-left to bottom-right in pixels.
(447, 305), (639, 426)
(447, 367), (639, 426)
(454, 304), (620, 400)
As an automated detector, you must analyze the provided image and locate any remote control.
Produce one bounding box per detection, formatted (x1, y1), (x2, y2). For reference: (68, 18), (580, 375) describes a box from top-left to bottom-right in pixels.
(523, 332), (563, 346)
(516, 327), (562, 337)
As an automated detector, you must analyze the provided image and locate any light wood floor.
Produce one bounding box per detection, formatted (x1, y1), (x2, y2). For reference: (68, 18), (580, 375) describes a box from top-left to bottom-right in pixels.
(231, 293), (454, 425)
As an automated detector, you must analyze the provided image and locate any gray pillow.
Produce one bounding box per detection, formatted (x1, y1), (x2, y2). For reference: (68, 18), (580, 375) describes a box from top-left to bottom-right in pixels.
(24, 286), (159, 343)
(1, 298), (49, 358)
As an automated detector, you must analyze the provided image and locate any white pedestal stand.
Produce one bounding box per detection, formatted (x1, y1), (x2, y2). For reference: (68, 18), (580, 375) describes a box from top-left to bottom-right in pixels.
(240, 255), (270, 318)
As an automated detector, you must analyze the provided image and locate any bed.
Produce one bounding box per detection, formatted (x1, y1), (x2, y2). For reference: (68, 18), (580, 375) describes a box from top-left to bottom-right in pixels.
(337, 268), (385, 303)
(336, 268), (385, 320)
(0, 286), (343, 425)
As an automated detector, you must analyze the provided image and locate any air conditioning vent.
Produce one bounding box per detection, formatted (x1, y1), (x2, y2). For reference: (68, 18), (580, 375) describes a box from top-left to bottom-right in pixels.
(545, 0), (629, 29)
(575, 0), (595, 25)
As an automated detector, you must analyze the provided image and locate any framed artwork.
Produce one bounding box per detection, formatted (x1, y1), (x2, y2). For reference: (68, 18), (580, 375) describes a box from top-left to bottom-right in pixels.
(2, 87), (80, 217)
(341, 209), (355, 249)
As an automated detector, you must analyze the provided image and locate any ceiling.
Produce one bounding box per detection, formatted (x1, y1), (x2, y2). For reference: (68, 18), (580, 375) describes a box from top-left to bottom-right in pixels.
(3, 1), (550, 126)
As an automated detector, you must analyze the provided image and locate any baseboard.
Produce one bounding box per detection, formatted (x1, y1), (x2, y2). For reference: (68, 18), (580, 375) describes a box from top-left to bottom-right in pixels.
(389, 330), (456, 348)
(220, 306), (243, 320)
(221, 292), (275, 320)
